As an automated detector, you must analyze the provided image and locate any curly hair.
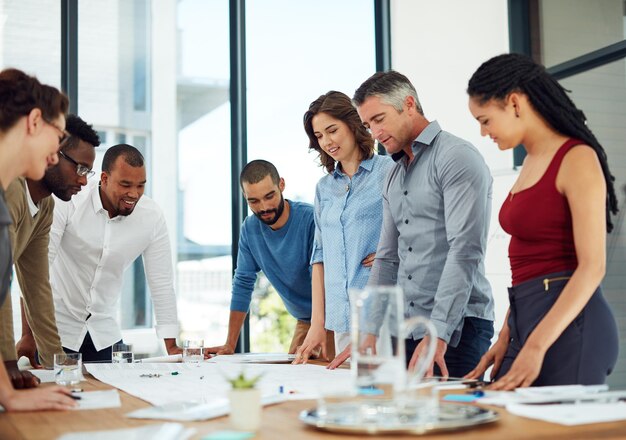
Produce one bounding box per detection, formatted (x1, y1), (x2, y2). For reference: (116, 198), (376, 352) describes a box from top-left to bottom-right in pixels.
(303, 91), (374, 174)
(468, 53), (618, 232)
(0, 68), (69, 131)
(63, 114), (101, 151)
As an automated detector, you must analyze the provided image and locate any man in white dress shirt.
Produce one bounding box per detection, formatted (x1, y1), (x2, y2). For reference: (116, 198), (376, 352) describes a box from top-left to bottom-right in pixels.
(45, 144), (182, 361)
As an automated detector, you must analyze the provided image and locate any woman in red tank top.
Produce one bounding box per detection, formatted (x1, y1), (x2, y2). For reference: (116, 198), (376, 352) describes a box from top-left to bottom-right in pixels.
(464, 54), (619, 390)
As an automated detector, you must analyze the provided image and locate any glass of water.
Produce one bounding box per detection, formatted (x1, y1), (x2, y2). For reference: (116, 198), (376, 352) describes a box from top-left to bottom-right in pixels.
(112, 343), (134, 363)
(54, 353), (83, 386)
(182, 339), (204, 363)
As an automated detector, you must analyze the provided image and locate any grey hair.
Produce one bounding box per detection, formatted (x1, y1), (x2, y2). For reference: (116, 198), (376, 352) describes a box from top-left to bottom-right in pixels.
(353, 70), (423, 115)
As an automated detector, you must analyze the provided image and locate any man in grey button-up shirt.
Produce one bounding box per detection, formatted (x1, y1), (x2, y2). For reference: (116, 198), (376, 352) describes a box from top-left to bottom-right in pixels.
(352, 70), (495, 378)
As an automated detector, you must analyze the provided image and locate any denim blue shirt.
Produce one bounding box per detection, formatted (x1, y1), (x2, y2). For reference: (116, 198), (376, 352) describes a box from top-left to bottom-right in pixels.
(368, 121), (495, 346)
(231, 200), (314, 322)
(310, 154), (395, 333)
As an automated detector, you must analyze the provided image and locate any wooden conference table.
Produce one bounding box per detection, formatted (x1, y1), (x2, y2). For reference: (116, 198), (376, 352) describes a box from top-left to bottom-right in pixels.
(1, 369), (626, 439)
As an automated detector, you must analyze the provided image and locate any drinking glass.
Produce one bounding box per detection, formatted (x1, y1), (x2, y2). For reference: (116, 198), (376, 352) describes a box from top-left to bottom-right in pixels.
(182, 339), (204, 363)
(112, 343), (134, 363)
(349, 285), (438, 424)
(54, 353), (83, 386)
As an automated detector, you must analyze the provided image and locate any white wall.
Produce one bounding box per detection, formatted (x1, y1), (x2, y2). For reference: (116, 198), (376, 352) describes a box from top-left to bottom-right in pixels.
(390, 0), (512, 172)
(390, 0), (514, 333)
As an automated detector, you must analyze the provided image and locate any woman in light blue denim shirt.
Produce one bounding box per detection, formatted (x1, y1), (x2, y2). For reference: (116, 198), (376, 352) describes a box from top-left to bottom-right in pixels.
(293, 91), (394, 364)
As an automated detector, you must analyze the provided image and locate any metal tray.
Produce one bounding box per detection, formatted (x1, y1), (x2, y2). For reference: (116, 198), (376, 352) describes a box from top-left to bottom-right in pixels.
(300, 401), (499, 435)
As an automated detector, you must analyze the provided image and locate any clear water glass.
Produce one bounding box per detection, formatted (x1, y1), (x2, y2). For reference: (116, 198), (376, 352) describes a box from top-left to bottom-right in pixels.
(54, 352), (83, 386)
(182, 339), (204, 363)
(112, 343), (134, 363)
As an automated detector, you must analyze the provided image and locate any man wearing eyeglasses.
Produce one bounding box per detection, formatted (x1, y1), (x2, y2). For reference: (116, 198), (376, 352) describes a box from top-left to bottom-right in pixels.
(45, 144), (181, 363)
(0, 114), (99, 388)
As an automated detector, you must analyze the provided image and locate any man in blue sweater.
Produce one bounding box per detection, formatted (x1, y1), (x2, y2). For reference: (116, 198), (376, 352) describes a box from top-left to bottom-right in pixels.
(206, 160), (334, 356)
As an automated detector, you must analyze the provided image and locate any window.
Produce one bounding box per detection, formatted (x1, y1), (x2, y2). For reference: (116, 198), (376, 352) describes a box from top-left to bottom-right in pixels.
(537, 0), (625, 66)
(0, 0), (62, 341)
(1, 0), (384, 355)
(518, 0), (626, 387)
(78, 0), (156, 340)
(176, 0), (232, 346)
(245, 0), (376, 351)
(0, 0), (61, 87)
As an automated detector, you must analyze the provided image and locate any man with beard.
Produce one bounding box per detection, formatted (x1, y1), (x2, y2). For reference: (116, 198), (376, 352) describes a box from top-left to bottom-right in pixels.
(0, 114), (99, 387)
(206, 160), (333, 357)
(41, 144), (182, 362)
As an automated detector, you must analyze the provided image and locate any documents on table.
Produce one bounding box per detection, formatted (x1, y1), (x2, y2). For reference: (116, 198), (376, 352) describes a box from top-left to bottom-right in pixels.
(477, 384), (626, 426)
(507, 402), (626, 426)
(56, 422), (194, 440)
(135, 354), (183, 363)
(134, 353), (294, 363)
(74, 390), (121, 410)
(85, 362), (352, 406)
(478, 384), (610, 406)
(206, 353), (296, 364)
(127, 393), (286, 421)
(29, 368), (57, 383)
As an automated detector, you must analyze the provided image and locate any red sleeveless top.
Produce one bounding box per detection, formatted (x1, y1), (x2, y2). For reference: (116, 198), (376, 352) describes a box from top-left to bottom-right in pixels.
(499, 139), (581, 286)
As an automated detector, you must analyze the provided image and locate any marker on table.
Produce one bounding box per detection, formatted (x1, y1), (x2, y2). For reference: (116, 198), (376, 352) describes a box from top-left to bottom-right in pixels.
(468, 390), (485, 397)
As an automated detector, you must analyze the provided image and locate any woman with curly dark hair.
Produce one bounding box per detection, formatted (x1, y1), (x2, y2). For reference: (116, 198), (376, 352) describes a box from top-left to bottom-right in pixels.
(465, 53), (619, 390)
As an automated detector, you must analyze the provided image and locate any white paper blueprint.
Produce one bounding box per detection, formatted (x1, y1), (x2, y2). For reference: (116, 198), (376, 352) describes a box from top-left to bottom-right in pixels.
(506, 402), (626, 426)
(85, 362), (352, 406)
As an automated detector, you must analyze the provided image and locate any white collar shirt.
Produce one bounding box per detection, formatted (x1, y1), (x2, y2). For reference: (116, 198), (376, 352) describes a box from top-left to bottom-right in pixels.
(49, 180), (179, 351)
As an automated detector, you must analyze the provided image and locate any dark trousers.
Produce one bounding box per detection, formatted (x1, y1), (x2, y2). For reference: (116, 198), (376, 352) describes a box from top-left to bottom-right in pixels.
(496, 270), (619, 386)
(63, 332), (122, 363)
(405, 317), (494, 378)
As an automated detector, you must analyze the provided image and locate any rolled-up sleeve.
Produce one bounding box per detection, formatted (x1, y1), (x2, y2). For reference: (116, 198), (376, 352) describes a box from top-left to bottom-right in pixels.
(310, 184), (324, 265)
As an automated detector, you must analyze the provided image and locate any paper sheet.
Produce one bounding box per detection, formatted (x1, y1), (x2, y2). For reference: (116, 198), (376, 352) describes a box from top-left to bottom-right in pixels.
(206, 353), (295, 364)
(135, 354), (182, 363)
(506, 402), (626, 426)
(56, 422), (193, 440)
(85, 362), (351, 406)
(29, 369), (57, 383)
(479, 384), (610, 406)
(127, 393), (286, 421)
(74, 390), (121, 410)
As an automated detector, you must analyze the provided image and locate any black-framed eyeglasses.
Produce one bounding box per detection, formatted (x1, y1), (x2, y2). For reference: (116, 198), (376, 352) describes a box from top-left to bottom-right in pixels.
(42, 118), (70, 145)
(59, 151), (95, 178)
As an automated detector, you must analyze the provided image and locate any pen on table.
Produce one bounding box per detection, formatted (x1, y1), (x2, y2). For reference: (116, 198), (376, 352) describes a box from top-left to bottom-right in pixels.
(466, 390), (485, 397)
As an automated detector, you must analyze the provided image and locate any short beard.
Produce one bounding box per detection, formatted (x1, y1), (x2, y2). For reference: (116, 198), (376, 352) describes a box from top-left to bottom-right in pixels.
(42, 169), (71, 201)
(254, 194), (285, 226)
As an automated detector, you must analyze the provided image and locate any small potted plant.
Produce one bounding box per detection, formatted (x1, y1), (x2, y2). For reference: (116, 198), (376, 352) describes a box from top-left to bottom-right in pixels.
(227, 370), (263, 431)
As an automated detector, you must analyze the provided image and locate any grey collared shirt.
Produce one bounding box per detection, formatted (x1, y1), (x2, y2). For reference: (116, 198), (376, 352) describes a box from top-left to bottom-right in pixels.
(368, 121), (494, 346)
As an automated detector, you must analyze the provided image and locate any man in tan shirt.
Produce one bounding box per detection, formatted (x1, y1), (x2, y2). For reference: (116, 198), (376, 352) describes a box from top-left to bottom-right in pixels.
(0, 115), (99, 387)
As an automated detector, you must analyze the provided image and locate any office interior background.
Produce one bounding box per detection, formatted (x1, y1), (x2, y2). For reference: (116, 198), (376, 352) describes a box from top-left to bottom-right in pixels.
(1, 0), (625, 386)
